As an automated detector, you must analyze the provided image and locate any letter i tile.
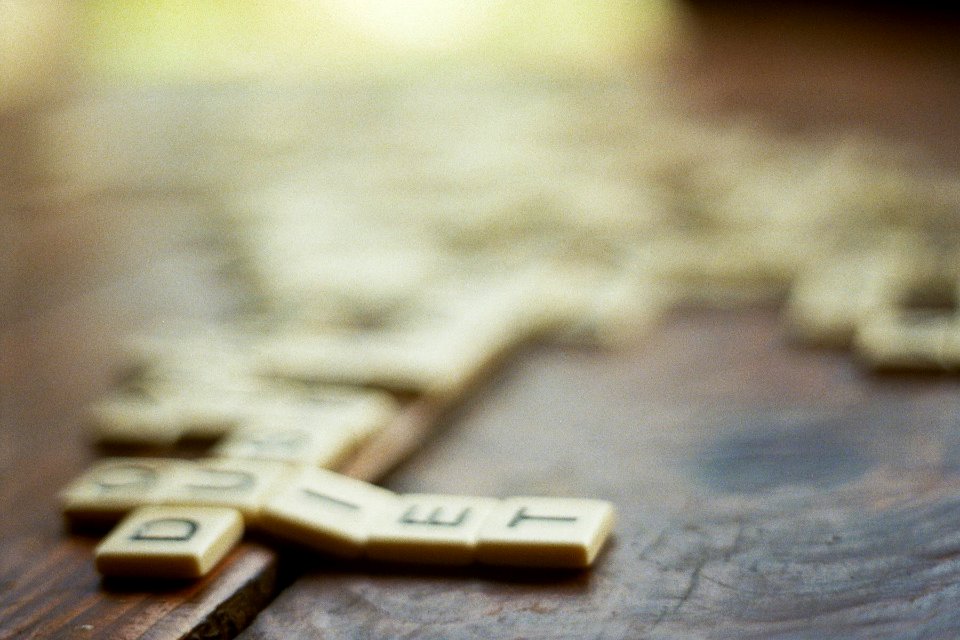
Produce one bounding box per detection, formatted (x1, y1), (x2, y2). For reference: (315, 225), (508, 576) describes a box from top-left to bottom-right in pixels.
(258, 467), (396, 558)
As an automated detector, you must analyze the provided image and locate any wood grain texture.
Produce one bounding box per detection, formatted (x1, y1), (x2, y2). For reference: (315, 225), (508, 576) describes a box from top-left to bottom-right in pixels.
(0, 329), (442, 640)
(0, 183), (446, 639)
(242, 309), (960, 639)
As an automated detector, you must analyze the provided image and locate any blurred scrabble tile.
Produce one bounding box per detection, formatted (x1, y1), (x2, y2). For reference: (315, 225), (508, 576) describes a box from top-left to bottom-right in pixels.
(784, 260), (910, 347)
(60, 458), (180, 524)
(170, 387), (258, 441)
(118, 324), (258, 380)
(783, 236), (931, 347)
(535, 263), (673, 347)
(249, 247), (438, 318)
(259, 467), (396, 557)
(157, 458), (291, 524)
(87, 381), (262, 446)
(476, 497), (615, 569)
(854, 309), (959, 372)
(261, 385), (401, 443)
(86, 392), (186, 447)
(258, 281), (532, 398)
(366, 494), (497, 565)
(94, 506), (243, 579)
(637, 230), (810, 308)
(211, 424), (357, 468)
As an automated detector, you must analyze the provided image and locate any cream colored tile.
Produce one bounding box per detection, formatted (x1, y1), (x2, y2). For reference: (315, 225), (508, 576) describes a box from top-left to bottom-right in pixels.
(476, 497), (615, 568)
(94, 505), (244, 579)
(86, 393), (185, 447)
(366, 494), (497, 565)
(210, 424), (357, 468)
(156, 458), (292, 524)
(258, 279), (532, 398)
(60, 458), (181, 524)
(165, 384), (257, 440)
(239, 387), (399, 447)
(535, 263), (674, 347)
(119, 325), (258, 387)
(286, 386), (400, 443)
(258, 467), (396, 557)
(783, 238), (930, 347)
(854, 310), (957, 371)
(88, 376), (267, 445)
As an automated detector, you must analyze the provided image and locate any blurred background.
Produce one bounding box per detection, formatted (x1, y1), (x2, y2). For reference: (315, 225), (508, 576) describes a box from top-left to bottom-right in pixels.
(2, 0), (683, 322)
(6, 6), (960, 637)
(2, 0), (960, 418)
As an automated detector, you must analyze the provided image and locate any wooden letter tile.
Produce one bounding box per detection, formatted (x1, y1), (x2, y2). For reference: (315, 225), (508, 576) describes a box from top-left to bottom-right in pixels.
(87, 393), (186, 447)
(60, 458), (180, 525)
(258, 467), (396, 558)
(94, 505), (244, 579)
(476, 497), (615, 568)
(157, 458), (292, 524)
(366, 494), (497, 565)
(211, 424), (357, 468)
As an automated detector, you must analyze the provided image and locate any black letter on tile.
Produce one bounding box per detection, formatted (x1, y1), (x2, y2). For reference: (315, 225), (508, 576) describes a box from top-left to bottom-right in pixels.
(508, 507), (578, 528)
(96, 464), (157, 490)
(400, 505), (470, 527)
(131, 518), (198, 541)
(303, 488), (360, 511)
(187, 468), (255, 492)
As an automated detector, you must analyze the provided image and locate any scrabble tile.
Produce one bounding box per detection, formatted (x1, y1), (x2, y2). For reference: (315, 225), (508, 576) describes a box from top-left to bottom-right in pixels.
(60, 458), (180, 524)
(783, 239), (928, 347)
(156, 458), (292, 524)
(366, 494), (498, 565)
(854, 310), (957, 371)
(256, 277), (535, 398)
(94, 506), (244, 579)
(118, 326), (258, 387)
(87, 382), (263, 446)
(244, 386), (400, 445)
(256, 331), (474, 398)
(258, 467), (396, 557)
(86, 393), (186, 447)
(210, 424), (357, 468)
(535, 264), (673, 347)
(165, 384), (259, 440)
(475, 497), (615, 569)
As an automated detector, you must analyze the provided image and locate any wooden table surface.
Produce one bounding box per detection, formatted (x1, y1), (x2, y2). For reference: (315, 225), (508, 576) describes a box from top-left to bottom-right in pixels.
(3, 3), (960, 639)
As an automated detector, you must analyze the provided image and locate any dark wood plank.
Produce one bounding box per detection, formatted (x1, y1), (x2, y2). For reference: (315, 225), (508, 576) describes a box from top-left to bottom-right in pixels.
(242, 308), (960, 639)
(676, 2), (960, 168)
(0, 192), (284, 640)
(1, 539), (277, 640)
(0, 185), (449, 639)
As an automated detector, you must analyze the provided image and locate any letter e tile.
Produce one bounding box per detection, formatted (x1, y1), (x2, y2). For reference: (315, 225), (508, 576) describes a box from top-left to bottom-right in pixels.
(366, 494), (497, 565)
